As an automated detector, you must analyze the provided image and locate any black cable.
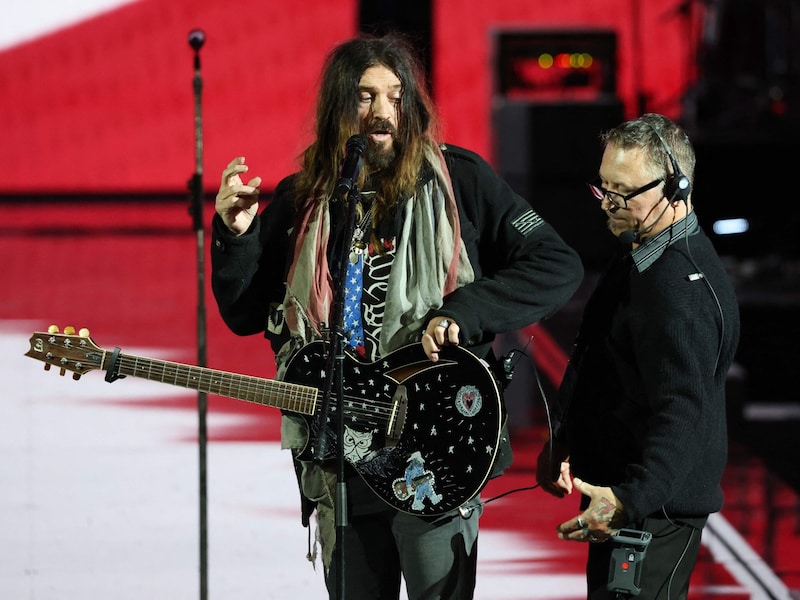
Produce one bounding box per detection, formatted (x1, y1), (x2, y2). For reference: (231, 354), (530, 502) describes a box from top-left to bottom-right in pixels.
(681, 215), (725, 374)
(466, 335), (555, 511)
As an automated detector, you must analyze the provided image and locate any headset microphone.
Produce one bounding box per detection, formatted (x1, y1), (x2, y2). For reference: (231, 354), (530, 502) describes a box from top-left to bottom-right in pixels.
(647, 122), (691, 203)
(618, 197), (672, 245)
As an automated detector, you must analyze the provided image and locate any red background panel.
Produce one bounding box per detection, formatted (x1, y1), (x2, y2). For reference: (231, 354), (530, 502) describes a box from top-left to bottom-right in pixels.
(0, 0), (695, 194)
(433, 0), (698, 164)
(0, 0), (357, 193)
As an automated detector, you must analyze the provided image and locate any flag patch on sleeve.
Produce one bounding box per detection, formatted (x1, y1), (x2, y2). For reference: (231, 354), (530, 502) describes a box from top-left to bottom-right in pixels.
(511, 209), (543, 237)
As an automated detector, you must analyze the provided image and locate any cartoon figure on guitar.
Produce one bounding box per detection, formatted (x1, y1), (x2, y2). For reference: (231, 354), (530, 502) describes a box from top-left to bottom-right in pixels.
(392, 451), (442, 511)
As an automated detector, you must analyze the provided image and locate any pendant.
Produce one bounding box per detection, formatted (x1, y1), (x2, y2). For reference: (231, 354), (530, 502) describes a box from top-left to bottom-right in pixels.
(349, 241), (366, 265)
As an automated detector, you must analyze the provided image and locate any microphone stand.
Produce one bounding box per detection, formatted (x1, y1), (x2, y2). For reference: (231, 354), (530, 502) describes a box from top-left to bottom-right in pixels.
(314, 184), (360, 599)
(187, 28), (209, 600)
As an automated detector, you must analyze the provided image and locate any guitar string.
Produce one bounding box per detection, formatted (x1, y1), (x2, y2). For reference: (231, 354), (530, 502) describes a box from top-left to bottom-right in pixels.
(112, 348), (498, 425)
(114, 356), (402, 421)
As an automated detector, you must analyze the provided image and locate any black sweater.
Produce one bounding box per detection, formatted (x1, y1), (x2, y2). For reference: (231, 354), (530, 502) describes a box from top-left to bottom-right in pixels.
(557, 219), (740, 525)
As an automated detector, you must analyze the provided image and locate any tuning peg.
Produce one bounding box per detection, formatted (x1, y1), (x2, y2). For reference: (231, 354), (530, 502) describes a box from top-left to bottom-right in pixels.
(43, 364), (51, 371)
(72, 373), (82, 381)
(64, 326), (76, 335)
(59, 368), (66, 376)
(48, 325), (59, 333)
(79, 328), (90, 338)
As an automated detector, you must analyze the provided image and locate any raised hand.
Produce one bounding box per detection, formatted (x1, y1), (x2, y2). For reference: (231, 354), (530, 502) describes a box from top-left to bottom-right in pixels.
(215, 156), (262, 235)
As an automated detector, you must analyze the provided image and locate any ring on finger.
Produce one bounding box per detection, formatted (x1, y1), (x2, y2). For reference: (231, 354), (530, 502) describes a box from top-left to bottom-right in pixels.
(576, 517), (586, 528)
(437, 319), (451, 329)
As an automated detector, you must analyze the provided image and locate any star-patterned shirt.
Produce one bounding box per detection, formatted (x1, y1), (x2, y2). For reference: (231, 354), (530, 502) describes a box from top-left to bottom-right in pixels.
(343, 197), (395, 360)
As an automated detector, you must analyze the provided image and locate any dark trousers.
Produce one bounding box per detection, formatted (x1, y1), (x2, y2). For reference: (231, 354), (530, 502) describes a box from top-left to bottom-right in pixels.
(586, 516), (703, 600)
(324, 506), (480, 600)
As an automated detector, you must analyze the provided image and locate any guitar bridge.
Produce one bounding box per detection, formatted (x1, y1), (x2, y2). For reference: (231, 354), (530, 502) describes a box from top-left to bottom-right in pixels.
(385, 384), (408, 445)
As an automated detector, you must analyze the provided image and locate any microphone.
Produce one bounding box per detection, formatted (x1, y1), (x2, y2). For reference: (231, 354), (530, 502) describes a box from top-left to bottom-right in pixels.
(618, 230), (637, 245)
(334, 135), (368, 200)
(188, 29), (205, 51)
(617, 198), (672, 245)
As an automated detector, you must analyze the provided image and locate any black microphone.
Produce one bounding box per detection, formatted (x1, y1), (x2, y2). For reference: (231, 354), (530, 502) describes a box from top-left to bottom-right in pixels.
(617, 198), (672, 245)
(334, 135), (368, 199)
(188, 29), (205, 51)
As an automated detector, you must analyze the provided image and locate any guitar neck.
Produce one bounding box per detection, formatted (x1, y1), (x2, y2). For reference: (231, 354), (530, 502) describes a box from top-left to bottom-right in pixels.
(107, 351), (318, 416)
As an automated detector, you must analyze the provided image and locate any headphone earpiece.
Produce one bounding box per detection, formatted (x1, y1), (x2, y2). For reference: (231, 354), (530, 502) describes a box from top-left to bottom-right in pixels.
(648, 122), (691, 203)
(664, 171), (691, 204)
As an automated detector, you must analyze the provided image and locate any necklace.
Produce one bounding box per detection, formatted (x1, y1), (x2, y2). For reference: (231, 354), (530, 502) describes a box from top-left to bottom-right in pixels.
(349, 204), (373, 264)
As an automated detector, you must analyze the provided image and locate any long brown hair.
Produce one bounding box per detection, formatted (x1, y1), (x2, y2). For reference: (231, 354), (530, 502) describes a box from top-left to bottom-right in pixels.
(294, 33), (442, 219)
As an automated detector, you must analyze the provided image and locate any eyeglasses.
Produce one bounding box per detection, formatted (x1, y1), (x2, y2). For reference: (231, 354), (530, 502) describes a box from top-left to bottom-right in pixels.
(587, 178), (663, 209)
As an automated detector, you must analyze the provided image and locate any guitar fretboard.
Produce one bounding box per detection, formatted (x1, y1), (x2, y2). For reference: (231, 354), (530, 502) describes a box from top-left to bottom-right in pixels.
(110, 352), (318, 415)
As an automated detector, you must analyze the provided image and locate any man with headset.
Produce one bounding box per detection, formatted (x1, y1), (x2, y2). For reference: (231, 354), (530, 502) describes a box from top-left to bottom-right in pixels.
(536, 113), (740, 599)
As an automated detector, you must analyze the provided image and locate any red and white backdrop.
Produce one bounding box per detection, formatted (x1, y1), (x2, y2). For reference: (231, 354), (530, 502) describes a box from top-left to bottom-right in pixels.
(0, 0), (699, 194)
(2, 2), (798, 600)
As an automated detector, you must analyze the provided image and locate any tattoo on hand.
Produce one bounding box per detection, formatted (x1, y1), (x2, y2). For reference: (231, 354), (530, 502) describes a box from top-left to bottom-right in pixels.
(593, 497), (616, 525)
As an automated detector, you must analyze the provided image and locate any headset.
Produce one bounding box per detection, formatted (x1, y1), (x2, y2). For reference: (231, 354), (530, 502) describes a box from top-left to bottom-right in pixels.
(646, 121), (692, 204)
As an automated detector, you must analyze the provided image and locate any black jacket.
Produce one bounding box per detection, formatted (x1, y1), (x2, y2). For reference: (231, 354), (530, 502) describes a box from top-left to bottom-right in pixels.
(212, 144), (582, 357)
(210, 143), (583, 494)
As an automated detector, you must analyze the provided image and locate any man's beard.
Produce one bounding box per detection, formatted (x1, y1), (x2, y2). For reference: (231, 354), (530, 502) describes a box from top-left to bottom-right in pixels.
(365, 142), (397, 171)
(364, 119), (399, 171)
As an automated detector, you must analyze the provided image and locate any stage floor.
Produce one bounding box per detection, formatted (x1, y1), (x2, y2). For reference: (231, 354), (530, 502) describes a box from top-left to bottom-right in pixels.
(1, 200), (797, 599)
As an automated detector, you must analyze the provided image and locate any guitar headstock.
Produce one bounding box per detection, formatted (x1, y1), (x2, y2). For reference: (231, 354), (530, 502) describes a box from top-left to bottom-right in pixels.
(25, 325), (104, 380)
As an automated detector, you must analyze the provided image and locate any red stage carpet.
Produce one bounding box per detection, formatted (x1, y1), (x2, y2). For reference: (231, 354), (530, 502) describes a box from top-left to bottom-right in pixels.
(2, 200), (797, 599)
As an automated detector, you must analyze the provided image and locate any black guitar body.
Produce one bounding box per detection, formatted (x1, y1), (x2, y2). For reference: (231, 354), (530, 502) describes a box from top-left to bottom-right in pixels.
(282, 341), (504, 516)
